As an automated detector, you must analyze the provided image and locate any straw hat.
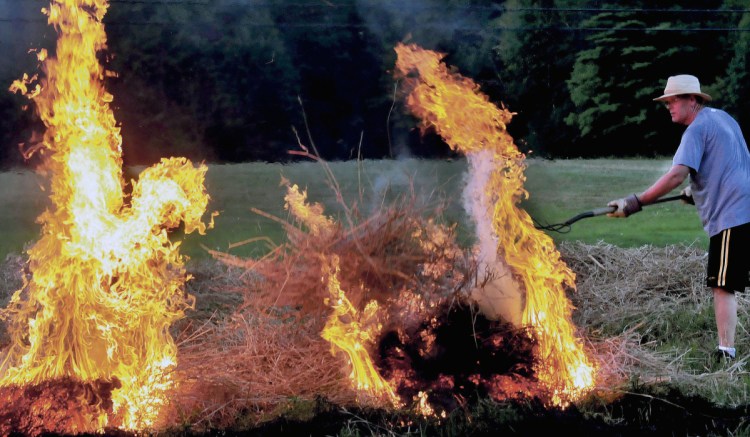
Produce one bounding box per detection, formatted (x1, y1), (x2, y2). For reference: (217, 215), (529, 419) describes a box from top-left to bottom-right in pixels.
(653, 74), (712, 102)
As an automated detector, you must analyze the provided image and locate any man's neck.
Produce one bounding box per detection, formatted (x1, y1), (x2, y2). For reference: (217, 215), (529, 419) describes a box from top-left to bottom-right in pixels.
(685, 104), (704, 125)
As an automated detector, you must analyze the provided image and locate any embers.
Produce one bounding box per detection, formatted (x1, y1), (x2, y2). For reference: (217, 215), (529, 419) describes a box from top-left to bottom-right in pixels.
(377, 300), (539, 413)
(0, 376), (121, 436)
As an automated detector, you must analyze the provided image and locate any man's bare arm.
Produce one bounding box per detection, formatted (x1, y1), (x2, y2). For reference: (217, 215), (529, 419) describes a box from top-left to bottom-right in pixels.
(638, 164), (690, 205)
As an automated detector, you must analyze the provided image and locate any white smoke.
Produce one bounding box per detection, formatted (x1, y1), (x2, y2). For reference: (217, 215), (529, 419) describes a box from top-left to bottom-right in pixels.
(463, 150), (523, 326)
(462, 150), (498, 267)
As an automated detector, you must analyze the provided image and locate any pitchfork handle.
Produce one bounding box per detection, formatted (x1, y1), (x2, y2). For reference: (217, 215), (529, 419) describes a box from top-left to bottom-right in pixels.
(537, 193), (691, 231)
(562, 207), (614, 226)
(652, 194), (688, 204)
(587, 194), (686, 218)
(563, 194), (687, 226)
(590, 206), (616, 217)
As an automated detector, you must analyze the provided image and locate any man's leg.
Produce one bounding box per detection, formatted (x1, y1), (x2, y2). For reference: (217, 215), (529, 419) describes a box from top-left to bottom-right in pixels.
(714, 287), (737, 348)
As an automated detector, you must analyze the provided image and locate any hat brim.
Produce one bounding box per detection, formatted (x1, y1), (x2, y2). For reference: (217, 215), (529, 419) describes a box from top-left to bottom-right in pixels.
(653, 92), (712, 102)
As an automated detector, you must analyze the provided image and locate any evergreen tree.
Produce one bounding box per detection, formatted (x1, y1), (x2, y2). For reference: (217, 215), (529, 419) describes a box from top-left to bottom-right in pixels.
(493, 0), (585, 157)
(565, 6), (659, 156)
(106, 0), (298, 164)
(715, 0), (750, 137)
(565, 1), (729, 156)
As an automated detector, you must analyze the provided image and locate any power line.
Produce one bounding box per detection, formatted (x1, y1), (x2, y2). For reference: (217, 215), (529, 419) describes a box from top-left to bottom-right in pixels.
(505, 7), (750, 13)
(104, 1), (750, 13)
(18, 0), (210, 3)
(12, 0), (750, 13)
(116, 3), (750, 14)
(5, 19), (750, 33)
(5, 2), (750, 31)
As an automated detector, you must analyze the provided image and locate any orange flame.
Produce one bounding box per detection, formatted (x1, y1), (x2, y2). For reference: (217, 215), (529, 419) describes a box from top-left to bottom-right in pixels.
(320, 255), (399, 405)
(284, 182), (335, 238)
(394, 43), (595, 406)
(1, 0), (212, 429)
(282, 184), (398, 405)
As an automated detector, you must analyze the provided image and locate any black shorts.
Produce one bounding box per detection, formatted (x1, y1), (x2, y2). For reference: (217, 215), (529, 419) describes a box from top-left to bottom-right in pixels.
(707, 222), (750, 292)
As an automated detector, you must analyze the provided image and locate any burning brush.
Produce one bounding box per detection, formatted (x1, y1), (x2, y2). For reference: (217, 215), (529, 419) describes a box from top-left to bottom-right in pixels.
(392, 43), (597, 406)
(195, 41), (601, 419)
(0, 0), (214, 433)
(222, 163), (584, 417)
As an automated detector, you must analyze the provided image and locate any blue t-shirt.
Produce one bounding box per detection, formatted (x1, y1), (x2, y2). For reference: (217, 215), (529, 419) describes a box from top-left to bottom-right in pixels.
(672, 108), (750, 237)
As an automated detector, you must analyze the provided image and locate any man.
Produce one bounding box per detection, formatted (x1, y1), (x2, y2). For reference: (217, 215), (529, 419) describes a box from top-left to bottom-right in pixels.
(608, 74), (750, 362)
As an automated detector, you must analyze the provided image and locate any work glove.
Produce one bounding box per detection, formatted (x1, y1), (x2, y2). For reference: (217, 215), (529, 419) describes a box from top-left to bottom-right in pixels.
(607, 194), (642, 218)
(680, 185), (695, 205)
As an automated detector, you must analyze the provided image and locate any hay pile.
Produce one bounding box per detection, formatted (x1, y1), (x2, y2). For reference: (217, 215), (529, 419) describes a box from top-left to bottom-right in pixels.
(171, 234), (749, 429)
(560, 241), (750, 401)
(561, 242), (707, 331)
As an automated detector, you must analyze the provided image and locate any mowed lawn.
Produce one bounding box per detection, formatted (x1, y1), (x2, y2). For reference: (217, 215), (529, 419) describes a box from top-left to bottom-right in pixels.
(0, 158), (707, 262)
(522, 158), (706, 247)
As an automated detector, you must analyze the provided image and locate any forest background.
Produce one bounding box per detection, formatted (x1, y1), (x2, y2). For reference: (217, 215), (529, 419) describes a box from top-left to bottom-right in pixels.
(1, 0), (749, 168)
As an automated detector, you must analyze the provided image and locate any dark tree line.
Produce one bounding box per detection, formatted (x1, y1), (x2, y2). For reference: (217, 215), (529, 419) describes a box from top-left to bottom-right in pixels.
(1, 0), (749, 167)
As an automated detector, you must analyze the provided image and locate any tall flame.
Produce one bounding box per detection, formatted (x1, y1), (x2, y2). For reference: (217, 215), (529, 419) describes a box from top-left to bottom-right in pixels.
(394, 43), (595, 405)
(1, 0), (212, 429)
(283, 183), (398, 405)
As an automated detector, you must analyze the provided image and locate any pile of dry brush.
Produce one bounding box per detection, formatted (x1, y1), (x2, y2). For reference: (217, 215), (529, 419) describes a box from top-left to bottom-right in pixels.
(164, 189), (743, 430)
(562, 241), (750, 400)
(168, 182), (474, 430)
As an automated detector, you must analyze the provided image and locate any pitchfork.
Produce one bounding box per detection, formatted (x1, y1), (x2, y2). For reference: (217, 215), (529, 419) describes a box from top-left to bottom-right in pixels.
(534, 194), (688, 233)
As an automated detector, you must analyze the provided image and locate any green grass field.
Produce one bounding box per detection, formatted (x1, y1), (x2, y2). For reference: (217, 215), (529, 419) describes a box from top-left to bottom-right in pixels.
(0, 158), (707, 262)
(522, 158), (706, 247)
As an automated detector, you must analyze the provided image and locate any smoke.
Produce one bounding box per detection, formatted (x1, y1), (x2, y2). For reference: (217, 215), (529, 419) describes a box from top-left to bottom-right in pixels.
(462, 150), (523, 327)
(354, 0), (491, 52)
(356, 1), (519, 323)
(367, 158), (427, 216)
(388, 126), (413, 161)
(463, 151), (497, 267)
